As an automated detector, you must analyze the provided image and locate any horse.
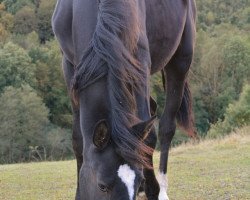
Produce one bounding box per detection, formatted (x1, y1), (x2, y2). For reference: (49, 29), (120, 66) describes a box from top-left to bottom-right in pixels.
(52, 0), (196, 200)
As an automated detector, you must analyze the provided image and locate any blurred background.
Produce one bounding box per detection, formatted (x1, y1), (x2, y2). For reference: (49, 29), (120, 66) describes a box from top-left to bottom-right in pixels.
(0, 0), (249, 164)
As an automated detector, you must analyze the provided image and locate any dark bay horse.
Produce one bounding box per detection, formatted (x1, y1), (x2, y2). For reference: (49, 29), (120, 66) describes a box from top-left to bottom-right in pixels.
(52, 0), (196, 200)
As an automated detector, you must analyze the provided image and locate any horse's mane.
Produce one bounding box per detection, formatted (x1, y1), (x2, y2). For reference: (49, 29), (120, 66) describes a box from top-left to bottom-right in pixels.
(72, 0), (153, 167)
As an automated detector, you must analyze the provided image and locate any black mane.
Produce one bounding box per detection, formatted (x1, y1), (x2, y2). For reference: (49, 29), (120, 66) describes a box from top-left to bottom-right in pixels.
(72, 0), (153, 167)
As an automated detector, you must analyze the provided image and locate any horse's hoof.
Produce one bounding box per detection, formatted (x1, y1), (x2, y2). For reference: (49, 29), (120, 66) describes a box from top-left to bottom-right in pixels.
(137, 192), (147, 200)
(157, 172), (169, 200)
(138, 192), (146, 197)
(158, 190), (169, 200)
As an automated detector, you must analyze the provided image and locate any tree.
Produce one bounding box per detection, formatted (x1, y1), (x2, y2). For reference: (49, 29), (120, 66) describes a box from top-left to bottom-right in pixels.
(36, 0), (55, 43)
(0, 22), (8, 42)
(29, 40), (72, 128)
(0, 85), (49, 163)
(0, 12), (14, 32)
(222, 36), (250, 94)
(13, 5), (37, 34)
(0, 42), (36, 92)
(2, 0), (34, 14)
(12, 31), (40, 50)
(46, 126), (73, 160)
(190, 25), (250, 134)
(0, 2), (14, 30)
(196, 0), (250, 30)
(150, 72), (165, 117)
(207, 83), (250, 138)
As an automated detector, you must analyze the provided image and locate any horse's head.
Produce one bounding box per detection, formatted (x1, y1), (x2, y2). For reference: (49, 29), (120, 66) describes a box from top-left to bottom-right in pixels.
(74, 75), (155, 200)
(68, 0), (156, 198)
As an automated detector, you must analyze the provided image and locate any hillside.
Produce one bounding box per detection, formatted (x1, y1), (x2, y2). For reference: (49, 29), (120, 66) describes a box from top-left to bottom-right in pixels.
(0, 127), (249, 200)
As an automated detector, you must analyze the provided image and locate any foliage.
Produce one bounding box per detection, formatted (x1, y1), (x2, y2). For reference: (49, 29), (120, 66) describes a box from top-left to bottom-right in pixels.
(207, 84), (250, 138)
(196, 0), (250, 30)
(0, 42), (36, 92)
(0, 85), (73, 164)
(190, 26), (250, 134)
(150, 72), (165, 117)
(45, 126), (73, 160)
(0, 11), (14, 32)
(0, 21), (8, 42)
(29, 40), (72, 128)
(36, 0), (56, 42)
(2, 0), (34, 14)
(0, 85), (49, 163)
(13, 31), (40, 49)
(13, 5), (37, 34)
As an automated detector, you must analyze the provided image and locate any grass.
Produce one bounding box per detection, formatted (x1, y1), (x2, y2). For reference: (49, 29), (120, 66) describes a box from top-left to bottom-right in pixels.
(0, 127), (250, 200)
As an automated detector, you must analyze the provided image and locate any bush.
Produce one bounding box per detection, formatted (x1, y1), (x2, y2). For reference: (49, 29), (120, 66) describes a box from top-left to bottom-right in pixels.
(0, 85), (74, 164)
(45, 126), (73, 160)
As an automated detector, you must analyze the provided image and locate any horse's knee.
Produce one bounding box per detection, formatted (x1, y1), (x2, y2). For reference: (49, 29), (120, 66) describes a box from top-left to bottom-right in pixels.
(159, 117), (176, 145)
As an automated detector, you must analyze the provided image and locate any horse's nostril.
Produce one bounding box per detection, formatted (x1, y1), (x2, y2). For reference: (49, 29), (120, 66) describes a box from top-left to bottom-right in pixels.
(98, 183), (109, 193)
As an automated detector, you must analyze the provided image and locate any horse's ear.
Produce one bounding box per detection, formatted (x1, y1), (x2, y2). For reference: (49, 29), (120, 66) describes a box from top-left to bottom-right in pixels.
(150, 96), (157, 116)
(93, 120), (110, 150)
(132, 116), (157, 140)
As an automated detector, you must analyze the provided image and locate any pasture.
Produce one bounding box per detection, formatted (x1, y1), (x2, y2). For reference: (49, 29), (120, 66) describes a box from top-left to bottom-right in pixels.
(0, 127), (249, 200)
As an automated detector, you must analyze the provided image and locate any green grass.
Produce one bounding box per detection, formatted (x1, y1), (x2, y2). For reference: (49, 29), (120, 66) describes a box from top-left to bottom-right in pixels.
(1, 127), (250, 200)
(165, 126), (250, 200)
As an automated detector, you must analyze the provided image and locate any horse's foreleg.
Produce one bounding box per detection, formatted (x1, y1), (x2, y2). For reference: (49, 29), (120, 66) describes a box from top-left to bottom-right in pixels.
(158, 14), (194, 199)
(134, 2), (160, 196)
(62, 57), (83, 200)
(158, 67), (187, 200)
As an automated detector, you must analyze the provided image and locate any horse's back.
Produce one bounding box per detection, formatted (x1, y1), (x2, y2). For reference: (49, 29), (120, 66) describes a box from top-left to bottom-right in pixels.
(145, 0), (196, 73)
(52, 0), (196, 70)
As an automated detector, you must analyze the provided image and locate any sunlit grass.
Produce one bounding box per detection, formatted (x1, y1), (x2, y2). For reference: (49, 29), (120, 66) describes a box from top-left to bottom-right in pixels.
(1, 127), (250, 200)
(0, 161), (76, 200)
(166, 127), (250, 200)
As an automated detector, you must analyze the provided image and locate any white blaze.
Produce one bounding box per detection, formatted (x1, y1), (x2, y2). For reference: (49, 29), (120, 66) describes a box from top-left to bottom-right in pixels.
(157, 172), (170, 200)
(118, 164), (136, 200)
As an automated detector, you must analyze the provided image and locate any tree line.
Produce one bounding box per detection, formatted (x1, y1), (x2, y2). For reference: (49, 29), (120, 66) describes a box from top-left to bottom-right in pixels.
(0, 0), (73, 164)
(0, 0), (249, 163)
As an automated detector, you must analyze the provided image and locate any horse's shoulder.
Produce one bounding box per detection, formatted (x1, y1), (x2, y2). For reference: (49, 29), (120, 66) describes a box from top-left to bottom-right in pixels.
(52, 0), (74, 64)
(52, 0), (73, 32)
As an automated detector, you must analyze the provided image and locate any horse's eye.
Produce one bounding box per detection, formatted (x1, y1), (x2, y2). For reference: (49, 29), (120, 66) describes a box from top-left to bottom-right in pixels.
(98, 183), (109, 193)
(93, 120), (110, 149)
